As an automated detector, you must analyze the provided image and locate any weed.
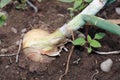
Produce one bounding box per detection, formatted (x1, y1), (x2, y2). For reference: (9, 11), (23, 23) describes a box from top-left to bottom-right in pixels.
(73, 32), (105, 53)
(0, 12), (7, 27)
(59, 0), (92, 17)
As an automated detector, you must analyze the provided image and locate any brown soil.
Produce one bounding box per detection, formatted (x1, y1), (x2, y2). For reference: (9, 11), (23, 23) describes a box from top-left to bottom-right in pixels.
(0, 0), (120, 80)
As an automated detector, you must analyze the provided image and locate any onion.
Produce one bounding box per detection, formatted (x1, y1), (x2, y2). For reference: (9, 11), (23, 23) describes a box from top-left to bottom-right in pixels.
(22, 0), (109, 63)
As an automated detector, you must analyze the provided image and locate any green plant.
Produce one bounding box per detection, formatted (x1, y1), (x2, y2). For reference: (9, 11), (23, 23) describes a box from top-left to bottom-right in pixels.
(59, 0), (92, 17)
(15, 0), (27, 9)
(22, 0), (119, 63)
(0, 12), (7, 27)
(73, 33), (105, 53)
(22, 0), (111, 63)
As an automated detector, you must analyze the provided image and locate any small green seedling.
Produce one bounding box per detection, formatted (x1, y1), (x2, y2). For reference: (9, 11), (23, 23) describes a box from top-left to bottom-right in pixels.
(0, 12), (7, 27)
(73, 32), (105, 53)
(59, 0), (92, 17)
(16, 0), (27, 9)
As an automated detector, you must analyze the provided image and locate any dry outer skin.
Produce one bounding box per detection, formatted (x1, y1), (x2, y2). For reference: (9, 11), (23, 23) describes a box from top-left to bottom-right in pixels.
(23, 29), (58, 63)
(22, 28), (68, 63)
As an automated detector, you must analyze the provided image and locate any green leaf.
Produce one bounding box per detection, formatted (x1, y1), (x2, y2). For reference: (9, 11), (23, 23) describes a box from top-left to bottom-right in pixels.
(16, 3), (27, 9)
(87, 47), (92, 53)
(90, 40), (101, 48)
(68, 8), (74, 11)
(72, 38), (86, 46)
(84, 0), (93, 3)
(59, 0), (74, 3)
(0, 12), (6, 17)
(94, 33), (105, 40)
(0, 12), (7, 27)
(1, 15), (7, 20)
(0, 0), (11, 8)
(87, 35), (92, 43)
(0, 19), (5, 27)
(73, 0), (82, 9)
(78, 3), (86, 11)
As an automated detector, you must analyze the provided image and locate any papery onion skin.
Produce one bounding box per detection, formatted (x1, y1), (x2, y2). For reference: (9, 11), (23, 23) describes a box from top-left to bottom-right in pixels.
(23, 29), (50, 48)
(23, 29), (65, 62)
(23, 47), (55, 63)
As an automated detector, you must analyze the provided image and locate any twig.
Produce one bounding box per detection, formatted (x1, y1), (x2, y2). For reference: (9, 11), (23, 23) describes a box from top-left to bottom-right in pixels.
(59, 30), (75, 80)
(16, 39), (22, 63)
(0, 53), (16, 57)
(91, 69), (99, 80)
(59, 46), (74, 80)
(94, 50), (120, 54)
(8, 56), (12, 64)
(26, 0), (38, 13)
(65, 46), (74, 74)
(0, 39), (22, 63)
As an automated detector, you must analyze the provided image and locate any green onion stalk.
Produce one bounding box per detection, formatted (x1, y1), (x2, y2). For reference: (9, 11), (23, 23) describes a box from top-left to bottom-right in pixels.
(23, 0), (119, 63)
(81, 15), (120, 36)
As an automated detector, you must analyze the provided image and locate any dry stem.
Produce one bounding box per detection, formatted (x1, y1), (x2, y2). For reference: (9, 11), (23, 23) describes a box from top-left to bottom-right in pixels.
(94, 50), (120, 54)
(58, 46), (74, 80)
(0, 39), (22, 63)
(59, 30), (75, 80)
(91, 69), (99, 80)
(16, 39), (22, 63)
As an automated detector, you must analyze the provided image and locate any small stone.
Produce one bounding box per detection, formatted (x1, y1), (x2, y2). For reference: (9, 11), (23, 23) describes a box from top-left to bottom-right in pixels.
(1, 48), (8, 53)
(5, 65), (9, 69)
(63, 63), (66, 66)
(100, 58), (113, 72)
(11, 27), (17, 34)
(59, 70), (63, 73)
(116, 58), (120, 61)
(118, 58), (120, 61)
(115, 7), (120, 15)
(35, 77), (39, 80)
(57, 14), (65, 17)
(16, 71), (19, 74)
(21, 28), (27, 33)
(15, 40), (20, 45)
(4, 23), (7, 26)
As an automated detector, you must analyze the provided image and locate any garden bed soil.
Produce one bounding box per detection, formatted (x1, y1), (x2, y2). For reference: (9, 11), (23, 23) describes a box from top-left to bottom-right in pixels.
(0, 0), (120, 80)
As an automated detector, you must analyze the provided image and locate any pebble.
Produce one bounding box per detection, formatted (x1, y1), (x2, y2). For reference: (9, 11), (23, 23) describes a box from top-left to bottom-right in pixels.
(21, 28), (27, 33)
(116, 58), (120, 61)
(5, 65), (9, 69)
(11, 27), (17, 34)
(1, 48), (8, 53)
(115, 7), (120, 15)
(100, 58), (113, 72)
(15, 40), (20, 45)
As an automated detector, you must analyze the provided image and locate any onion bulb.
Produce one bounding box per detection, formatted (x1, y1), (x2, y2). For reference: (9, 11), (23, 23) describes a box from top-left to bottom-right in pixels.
(23, 29), (65, 63)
